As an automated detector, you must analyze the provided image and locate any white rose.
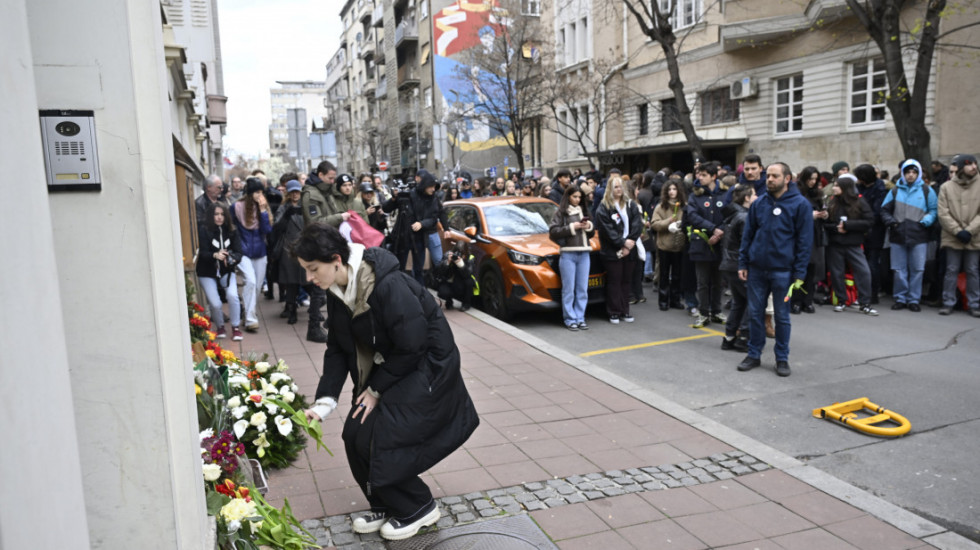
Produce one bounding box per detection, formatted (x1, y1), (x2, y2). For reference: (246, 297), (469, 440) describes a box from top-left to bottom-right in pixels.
(270, 373), (290, 385)
(275, 415), (293, 437)
(202, 463), (222, 482)
(231, 406), (248, 420)
(249, 412), (267, 427)
(227, 396), (241, 409)
(281, 390), (295, 404)
(255, 361), (271, 374)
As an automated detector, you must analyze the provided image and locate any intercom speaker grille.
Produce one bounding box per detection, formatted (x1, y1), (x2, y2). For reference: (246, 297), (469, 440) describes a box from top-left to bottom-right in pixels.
(55, 141), (85, 156)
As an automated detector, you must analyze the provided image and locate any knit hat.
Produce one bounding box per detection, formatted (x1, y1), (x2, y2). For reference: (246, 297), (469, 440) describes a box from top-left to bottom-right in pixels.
(831, 161), (850, 175)
(954, 154), (977, 171)
(852, 164), (877, 185)
(837, 174), (858, 186)
(336, 174), (354, 186)
(285, 179), (302, 193)
(245, 177), (264, 195)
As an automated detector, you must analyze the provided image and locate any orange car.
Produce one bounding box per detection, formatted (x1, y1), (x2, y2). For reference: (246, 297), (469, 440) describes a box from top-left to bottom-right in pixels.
(441, 196), (605, 320)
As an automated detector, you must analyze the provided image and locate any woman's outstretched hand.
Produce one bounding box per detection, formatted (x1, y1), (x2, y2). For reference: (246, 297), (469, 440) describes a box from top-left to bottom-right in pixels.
(352, 390), (379, 424)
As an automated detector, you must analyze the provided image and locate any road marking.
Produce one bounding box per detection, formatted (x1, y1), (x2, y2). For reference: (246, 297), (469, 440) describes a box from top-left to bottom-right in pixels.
(580, 327), (726, 357)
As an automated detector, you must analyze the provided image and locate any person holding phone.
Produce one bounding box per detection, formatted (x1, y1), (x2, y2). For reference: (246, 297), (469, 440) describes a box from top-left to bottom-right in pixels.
(232, 177), (273, 332)
(549, 184), (595, 330)
(359, 180), (387, 234)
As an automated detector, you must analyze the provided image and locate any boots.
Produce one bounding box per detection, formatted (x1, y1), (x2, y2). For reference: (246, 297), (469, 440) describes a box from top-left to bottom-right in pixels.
(306, 321), (327, 343)
(765, 314), (775, 338)
(286, 303), (298, 325)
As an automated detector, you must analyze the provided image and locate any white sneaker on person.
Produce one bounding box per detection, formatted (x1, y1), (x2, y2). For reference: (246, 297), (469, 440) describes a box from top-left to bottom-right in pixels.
(380, 501), (440, 541)
(352, 511), (388, 534)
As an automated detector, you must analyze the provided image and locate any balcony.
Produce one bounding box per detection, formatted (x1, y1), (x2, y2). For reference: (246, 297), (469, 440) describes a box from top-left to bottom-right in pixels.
(399, 107), (418, 128)
(394, 19), (418, 48)
(362, 80), (377, 97)
(360, 40), (375, 60)
(358, 0), (371, 24)
(372, 3), (384, 27)
(206, 94), (227, 125)
(375, 40), (386, 64)
(397, 65), (420, 90)
(375, 77), (388, 99)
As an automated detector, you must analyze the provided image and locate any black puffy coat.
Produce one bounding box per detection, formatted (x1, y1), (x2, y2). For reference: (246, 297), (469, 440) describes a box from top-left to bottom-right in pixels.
(686, 182), (727, 262)
(719, 203), (748, 272)
(410, 171), (449, 236)
(315, 246), (478, 487)
(824, 197), (874, 247)
(595, 200), (643, 261)
(271, 204), (306, 285)
(196, 224), (241, 280)
(856, 180), (889, 249)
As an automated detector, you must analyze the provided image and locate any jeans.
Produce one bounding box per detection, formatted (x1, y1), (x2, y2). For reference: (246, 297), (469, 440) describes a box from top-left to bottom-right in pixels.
(890, 242), (927, 304)
(942, 248), (980, 309)
(747, 269), (792, 361)
(411, 232), (444, 284)
(644, 249), (654, 278)
(827, 245), (873, 305)
(239, 255), (267, 326)
(694, 261), (723, 315)
(559, 251), (590, 325)
(199, 274), (241, 328)
(723, 271), (749, 339)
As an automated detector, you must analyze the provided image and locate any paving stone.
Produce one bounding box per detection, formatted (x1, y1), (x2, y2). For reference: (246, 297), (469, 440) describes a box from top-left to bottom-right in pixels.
(601, 487), (626, 497)
(624, 484), (645, 493)
(506, 486), (524, 495)
(361, 542), (386, 550)
(534, 489), (557, 499)
(679, 477), (698, 487)
(593, 478), (615, 488)
(584, 491), (605, 500)
(547, 479), (570, 487)
(641, 466), (661, 474)
(479, 508), (502, 518)
(450, 504), (469, 514)
(652, 473), (671, 481)
(332, 532), (356, 546)
(686, 468), (707, 477)
(567, 475), (586, 485)
(544, 497), (567, 507)
(441, 496), (463, 505)
(709, 453), (729, 462)
(633, 473), (654, 483)
(625, 468), (643, 476)
(301, 519), (323, 530)
(714, 470), (735, 480)
(326, 516), (348, 526)
(663, 479), (682, 488)
(524, 482), (544, 491)
(515, 492), (539, 503)
(524, 501), (547, 511)
(456, 512), (477, 523)
(585, 473), (604, 480)
(492, 496), (518, 506)
(731, 465), (753, 475)
(313, 528), (331, 547)
(704, 464), (722, 473)
(692, 459), (711, 468)
(643, 481), (666, 491)
(575, 482), (595, 491)
(669, 470), (688, 480)
(556, 485), (578, 495)
(437, 516), (456, 529)
(605, 470), (624, 477)
(751, 463), (770, 472)
(727, 450), (745, 457)
(331, 522), (352, 534)
(472, 499), (494, 511)
(502, 503), (523, 514)
(464, 492), (485, 501)
(487, 488), (508, 498)
(720, 460), (739, 468)
(739, 456), (759, 464)
(676, 462), (693, 470)
(696, 474), (715, 484)
(360, 532), (383, 542)
(336, 544), (357, 550)
(565, 493), (587, 504)
(614, 476), (636, 485)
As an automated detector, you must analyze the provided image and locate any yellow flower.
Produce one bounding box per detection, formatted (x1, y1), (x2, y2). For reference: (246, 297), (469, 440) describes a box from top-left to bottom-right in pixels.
(206, 331), (216, 341)
(220, 497), (257, 523)
(221, 350), (237, 362)
(195, 384), (202, 395)
(205, 350), (217, 360)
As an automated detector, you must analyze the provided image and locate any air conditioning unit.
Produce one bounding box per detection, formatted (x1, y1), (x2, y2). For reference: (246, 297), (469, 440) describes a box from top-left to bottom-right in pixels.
(730, 77), (758, 100)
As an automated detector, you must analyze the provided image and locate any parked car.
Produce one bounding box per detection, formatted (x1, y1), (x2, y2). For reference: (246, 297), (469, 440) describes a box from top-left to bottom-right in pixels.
(441, 197), (604, 320)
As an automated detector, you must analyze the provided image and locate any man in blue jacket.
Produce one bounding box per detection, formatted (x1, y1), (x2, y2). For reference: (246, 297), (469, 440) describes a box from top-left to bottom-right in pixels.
(881, 159), (938, 312)
(737, 162), (814, 377)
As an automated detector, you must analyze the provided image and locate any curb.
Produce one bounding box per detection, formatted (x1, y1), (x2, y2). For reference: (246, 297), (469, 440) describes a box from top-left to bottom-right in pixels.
(464, 307), (980, 550)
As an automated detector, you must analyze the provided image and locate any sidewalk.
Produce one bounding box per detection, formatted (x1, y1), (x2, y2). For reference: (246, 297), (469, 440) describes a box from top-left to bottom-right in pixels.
(237, 292), (973, 550)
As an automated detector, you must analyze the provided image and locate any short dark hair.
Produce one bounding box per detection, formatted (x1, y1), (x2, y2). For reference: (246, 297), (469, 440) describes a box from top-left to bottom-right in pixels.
(555, 169), (572, 180)
(290, 222), (350, 264)
(697, 161), (719, 177)
(732, 183), (755, 206)
(768, 162), (792, 178)
(280, 172), (298, 184)
(743, 154), (763, 166)
(316, 161), (337, 177)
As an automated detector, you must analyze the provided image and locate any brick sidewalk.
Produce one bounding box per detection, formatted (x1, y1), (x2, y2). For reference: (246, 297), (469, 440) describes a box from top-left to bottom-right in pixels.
(230, 292), (951, 550)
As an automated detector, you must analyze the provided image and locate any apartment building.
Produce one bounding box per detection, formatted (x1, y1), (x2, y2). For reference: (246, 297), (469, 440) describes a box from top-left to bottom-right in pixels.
(268, 80), (328, 158)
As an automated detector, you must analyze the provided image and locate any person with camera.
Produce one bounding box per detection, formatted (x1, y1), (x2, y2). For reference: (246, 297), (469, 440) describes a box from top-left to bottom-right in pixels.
(549, 184), (595, 330)
(406, 171), (450, 285)
(359, 180), (388, 234)
(433, 241), (476, 312)
(382, 178), (416, 272)
(232, 177), (273, 332)
(197, 202), (243, 341)
(296, 223), (478, 541)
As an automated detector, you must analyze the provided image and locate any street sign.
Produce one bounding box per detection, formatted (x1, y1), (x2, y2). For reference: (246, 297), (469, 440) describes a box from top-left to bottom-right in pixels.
(489, 166), (497, 177)
(504, 156), (509, 166)
(378, 161), (388, 171)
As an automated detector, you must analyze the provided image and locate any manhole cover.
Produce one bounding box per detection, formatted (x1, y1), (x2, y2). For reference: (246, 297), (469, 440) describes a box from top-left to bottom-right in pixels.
(386, 514), (558, 550)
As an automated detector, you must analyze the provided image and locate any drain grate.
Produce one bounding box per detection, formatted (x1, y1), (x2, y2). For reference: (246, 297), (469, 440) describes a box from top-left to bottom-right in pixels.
(386, 514), (558, 550)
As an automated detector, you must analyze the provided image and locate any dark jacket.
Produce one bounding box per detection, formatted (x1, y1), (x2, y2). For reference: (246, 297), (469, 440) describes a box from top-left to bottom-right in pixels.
(548, 183), (565, 204)
(271, 203), (306, 285)
(432, 252), (476, 287)
(195, 194), (225, 226)
(231, 204), (272, 258)
(595, 200), (643, 261)
(824, 197), (874, 247)
(409, 173), (449, 236)
(196, 224), (241, 280)
(881, 159), (938, 246)
(361, 198), (388, 233)
(382, 191), (416, 255)
(739, 184), (814, 280)
(797, 183), (826, 250)
(719, 203), (748, 272)
(316, 247), (479, 487)
(723, 172), (766, 204)
(686, 181), (728, 262)
(856, 179), (889, 249)
(548, 205), (595, 251)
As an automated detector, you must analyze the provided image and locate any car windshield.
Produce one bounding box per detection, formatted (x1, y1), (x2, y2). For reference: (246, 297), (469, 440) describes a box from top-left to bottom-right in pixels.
(483, 202), (557, 236)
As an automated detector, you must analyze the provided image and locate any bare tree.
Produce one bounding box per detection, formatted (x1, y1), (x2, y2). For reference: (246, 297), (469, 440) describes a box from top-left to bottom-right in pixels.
(844, 0), (978, 168)
(453, 0), (550, 174)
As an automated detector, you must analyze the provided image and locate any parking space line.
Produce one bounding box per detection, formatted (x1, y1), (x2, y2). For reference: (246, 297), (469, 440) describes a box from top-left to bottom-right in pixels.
(580, 327), (726, 357)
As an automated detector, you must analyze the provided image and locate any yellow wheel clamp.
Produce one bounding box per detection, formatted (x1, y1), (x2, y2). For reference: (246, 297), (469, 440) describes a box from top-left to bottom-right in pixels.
(812, 397), (911, 437)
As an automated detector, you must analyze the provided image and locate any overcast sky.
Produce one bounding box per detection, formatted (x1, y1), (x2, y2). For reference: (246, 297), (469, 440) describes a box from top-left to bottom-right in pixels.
(217, 0), (341, 158)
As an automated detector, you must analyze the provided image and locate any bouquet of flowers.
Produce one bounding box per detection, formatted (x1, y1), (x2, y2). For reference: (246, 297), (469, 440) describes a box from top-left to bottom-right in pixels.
(190, 310), (216, 344)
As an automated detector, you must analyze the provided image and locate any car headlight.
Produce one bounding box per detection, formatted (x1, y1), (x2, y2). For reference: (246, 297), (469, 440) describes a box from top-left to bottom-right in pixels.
(507, 249), (544, 265)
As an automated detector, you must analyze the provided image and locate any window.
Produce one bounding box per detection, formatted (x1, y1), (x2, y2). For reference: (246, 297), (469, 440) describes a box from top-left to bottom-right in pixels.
(557, 106), (589, 159)
(420, 0), (428, 19)
(424, 86), (432, 108)
(660, 0), (703, 30)
(850, 58), (887, 125)
(638, 103), (649, 136)
(661, 98), (681, 132)
(700, 88), (739, 125)
(775, 74), (803, 134)
(522, 0), (540, 16)
(558, 16), (590, 67)
(446, 206), (481, 233)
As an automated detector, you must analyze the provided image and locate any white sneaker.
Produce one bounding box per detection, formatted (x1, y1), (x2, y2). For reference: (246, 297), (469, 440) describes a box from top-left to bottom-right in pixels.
(623, 314), (635, 323)
(833, 305), (845, 312)
(609, 315), (620, 324)
(380, 502), (440, 541)
(352, 511), (387, 534)
(300, 298), (311, 307)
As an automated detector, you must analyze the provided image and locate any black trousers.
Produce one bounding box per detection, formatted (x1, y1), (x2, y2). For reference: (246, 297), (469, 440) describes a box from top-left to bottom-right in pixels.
(307, 284), (325, 326)
(694, 260), (723, 315)
(723, 271), (749, 338)
(438, 277), (474, 307)
(342, 405), (432, 518)
(605, 257), (635, 317)
(657, 249), (683, 307)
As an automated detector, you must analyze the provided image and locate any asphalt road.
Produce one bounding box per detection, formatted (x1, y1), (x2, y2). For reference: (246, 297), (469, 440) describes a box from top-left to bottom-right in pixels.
(503, 290), (980, 542)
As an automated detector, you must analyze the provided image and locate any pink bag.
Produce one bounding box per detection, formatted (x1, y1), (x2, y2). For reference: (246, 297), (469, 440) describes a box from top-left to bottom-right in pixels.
(345, 211), (385, 248)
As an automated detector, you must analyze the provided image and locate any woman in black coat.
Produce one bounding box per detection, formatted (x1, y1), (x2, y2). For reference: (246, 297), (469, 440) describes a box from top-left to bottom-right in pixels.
(271, 180), (306, 324)
(793, 166), (827, 314)
(196, 202), (243, 340)
(595, 176), (644, 324)
(825, 174), (878, 315)
(296, 223), (478, 542)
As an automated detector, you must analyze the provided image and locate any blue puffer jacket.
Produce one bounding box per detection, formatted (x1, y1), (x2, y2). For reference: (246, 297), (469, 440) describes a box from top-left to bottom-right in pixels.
(233, 207), (272, 258)
(738, 184), (814, 280)
(880, 159), (937, 246)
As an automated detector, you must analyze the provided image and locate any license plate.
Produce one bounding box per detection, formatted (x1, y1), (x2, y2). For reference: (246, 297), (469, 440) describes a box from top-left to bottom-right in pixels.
(588, 275), (604, 288)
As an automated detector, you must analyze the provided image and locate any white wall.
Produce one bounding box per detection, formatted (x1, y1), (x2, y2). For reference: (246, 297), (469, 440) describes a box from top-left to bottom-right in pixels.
(23, 0), (207, 547)
(0, 3), (90, 549)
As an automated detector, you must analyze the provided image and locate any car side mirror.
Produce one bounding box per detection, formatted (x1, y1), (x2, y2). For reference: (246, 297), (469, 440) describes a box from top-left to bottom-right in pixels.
(464, 226), (478, 237)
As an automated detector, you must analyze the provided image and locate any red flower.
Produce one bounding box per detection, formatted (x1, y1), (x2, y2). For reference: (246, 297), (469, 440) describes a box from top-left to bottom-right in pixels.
(249, 394), (262, 403)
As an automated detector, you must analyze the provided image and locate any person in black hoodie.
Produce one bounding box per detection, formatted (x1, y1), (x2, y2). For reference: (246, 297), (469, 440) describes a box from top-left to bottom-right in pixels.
(719, 184), (757, 351)
(852, 164), (889, 304)
(408, 170), (450, 285)
(295, 224), (478, 542)
(381, 178), (416, 272)
(825, 174), (878, 315)
(196, 202), (243, 341)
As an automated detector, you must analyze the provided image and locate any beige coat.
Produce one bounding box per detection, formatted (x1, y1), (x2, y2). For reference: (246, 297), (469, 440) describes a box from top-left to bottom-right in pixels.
(937, 171), (980, 250)
(651, 200), (687, 252)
